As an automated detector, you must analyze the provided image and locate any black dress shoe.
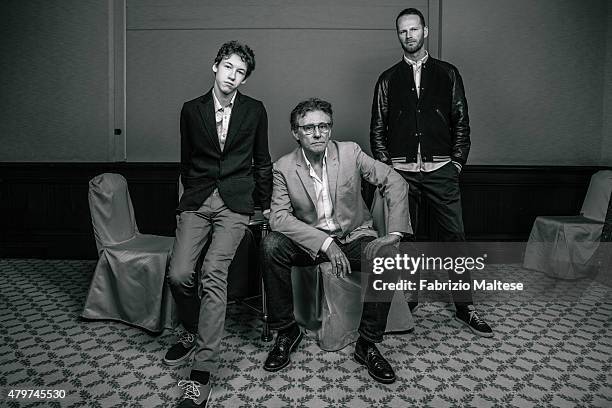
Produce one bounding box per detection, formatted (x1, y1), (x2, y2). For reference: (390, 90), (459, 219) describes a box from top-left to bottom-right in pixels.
(353, 338), (396, 384)
(263, 326), (303, 372)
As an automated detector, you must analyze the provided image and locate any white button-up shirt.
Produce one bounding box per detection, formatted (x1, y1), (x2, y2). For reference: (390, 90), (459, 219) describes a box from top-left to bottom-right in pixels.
(212, 89), (236, 152)
(301, 148), (341, 252)
(302, 148), (402, 253)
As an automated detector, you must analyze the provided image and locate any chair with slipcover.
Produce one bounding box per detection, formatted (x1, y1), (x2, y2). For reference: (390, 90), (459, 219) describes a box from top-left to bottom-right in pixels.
(290, 186), (414, 351)
(82, 173), (176, 332)
(523, 170), (612, 279)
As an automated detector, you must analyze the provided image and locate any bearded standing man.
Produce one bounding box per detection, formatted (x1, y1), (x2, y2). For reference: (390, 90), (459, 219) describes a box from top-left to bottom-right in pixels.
(369, 8), (493, 337)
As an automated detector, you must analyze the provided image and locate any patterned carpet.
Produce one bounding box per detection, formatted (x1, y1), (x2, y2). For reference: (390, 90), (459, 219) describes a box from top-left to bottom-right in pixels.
(0, 258), (611, 407)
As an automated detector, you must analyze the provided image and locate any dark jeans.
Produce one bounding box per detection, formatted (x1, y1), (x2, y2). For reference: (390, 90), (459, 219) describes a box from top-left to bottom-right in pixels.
(399, 163), (472, 306)
(261, 231), (396, 343)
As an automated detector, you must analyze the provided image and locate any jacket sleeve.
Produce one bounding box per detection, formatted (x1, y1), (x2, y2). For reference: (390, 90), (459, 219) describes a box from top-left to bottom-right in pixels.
(269, 165), (329, 259)
(449, 68), (471, 166)
(369, 75), (392, 165)
(354, 144), (412, 235)
(179, 103), (191, 178)
(252, 103), (273, 211)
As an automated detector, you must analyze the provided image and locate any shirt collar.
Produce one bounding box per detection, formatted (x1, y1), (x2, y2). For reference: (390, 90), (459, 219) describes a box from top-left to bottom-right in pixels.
(301, 147), (328, 171)
(403, 50), (429, 67)
(212, 88), (237, 112)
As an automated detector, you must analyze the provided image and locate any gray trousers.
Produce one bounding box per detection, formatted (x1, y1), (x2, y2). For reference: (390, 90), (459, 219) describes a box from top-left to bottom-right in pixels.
(167, 190), (248, 373)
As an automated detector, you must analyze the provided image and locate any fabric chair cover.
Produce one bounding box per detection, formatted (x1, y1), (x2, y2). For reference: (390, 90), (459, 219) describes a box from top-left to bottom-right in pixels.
(523, 170), (612, 279)
(293, 264), (413, 351)
(592, 193), (612, 287)
(292, 187), (414, 351)
(82, 173), (177, 332)
(371, 188), (390, 235)
(89, 173), (139, 253)
(581, 170), (612, 222)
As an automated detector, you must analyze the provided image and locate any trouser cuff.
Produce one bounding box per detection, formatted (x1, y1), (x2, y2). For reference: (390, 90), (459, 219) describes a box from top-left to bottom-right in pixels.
(357, 328), (383, 344)
(269, 319), (298, 332)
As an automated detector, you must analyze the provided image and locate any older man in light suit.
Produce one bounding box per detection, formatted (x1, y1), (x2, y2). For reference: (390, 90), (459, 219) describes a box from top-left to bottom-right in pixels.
(261, 98), (411, 384)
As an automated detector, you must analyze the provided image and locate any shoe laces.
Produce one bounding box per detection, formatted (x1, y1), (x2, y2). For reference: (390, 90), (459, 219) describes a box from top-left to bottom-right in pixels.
(467, 307), (485, 326)
(274, 331), (296, 353)
(178, 380), (201, 401)
(276, 336), (291, 352)
(365, 346), (390, 370)
(178, 332), (195, 347)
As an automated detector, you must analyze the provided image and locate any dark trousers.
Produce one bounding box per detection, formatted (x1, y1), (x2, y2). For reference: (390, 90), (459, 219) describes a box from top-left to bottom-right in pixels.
(262, 231), (396, 343)
(398, 163), (472, 305)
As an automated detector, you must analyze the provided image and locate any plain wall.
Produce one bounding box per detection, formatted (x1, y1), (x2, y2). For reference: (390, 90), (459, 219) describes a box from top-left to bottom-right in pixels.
(602, 0), (612, 165)
(444, 0), (608, 165)
(125, 0), (434, 162)
(0, 0), (112, 161)
(1, 0), (611, 164)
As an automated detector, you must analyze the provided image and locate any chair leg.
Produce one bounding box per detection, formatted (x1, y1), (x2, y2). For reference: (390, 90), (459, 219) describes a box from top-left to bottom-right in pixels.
(259, 222), (273, 342)
(260, 276), (273, 342)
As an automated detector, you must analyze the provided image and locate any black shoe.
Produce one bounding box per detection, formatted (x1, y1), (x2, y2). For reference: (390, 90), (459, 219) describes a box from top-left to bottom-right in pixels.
(353, 338), (396, 384)
(164, 332), (196, 366)
(263, 326), (303, 372)
(177, 380), (211, 407)
(455, 305), (493, 337)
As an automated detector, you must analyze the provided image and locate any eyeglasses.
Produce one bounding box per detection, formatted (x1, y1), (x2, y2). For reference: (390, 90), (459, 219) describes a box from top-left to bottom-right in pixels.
(297, 122), (332, 135)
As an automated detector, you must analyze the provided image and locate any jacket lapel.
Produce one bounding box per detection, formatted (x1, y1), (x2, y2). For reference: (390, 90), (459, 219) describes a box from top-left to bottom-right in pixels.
(294, 149), (318, 208)
(327, 141), (339, 207)
(223, 91), (245, 151)
(196, 91), (221, 153)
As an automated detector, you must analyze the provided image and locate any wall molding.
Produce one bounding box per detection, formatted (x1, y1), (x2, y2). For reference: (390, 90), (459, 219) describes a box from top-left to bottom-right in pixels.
(0, 163), (608, 259)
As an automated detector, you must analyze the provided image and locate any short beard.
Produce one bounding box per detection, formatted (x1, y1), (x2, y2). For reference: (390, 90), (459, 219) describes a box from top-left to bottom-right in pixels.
(401, 40), (424, 55)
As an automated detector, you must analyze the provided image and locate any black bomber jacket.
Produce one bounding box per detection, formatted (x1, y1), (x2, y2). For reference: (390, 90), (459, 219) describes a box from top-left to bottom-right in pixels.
(369, 56), (471, 166)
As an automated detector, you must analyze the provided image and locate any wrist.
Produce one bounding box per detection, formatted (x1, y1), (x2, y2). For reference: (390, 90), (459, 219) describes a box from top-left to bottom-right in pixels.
(388, 234), (401, 244)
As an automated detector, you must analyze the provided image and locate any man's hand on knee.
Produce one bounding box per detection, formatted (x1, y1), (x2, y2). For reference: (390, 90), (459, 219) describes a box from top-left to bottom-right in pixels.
(364, 234), (401, 260)
(323, 242), (351, 278)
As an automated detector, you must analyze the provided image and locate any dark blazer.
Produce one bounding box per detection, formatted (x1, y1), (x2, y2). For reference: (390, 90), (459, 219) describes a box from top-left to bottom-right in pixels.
(178, 90), (272, 215)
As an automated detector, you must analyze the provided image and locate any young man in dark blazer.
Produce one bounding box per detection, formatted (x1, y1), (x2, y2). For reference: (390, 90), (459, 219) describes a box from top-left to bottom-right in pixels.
(165, 41), (272, 408)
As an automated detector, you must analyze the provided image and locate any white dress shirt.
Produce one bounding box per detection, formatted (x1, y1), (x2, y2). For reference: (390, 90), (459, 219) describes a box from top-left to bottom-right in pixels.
(301, 149), (341, 252)
(212, 89), (237, 152)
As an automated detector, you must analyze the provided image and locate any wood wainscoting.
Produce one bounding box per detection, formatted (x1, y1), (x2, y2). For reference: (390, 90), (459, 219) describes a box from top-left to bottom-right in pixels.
(0, 163), (607, 259)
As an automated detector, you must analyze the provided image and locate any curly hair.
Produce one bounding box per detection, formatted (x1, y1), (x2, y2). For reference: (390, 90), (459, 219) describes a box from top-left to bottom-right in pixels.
(214, 41), (256, 78)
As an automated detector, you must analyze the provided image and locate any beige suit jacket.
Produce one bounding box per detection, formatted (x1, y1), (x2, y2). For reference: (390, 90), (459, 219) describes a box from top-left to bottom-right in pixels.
(270, 141), (412, 259)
